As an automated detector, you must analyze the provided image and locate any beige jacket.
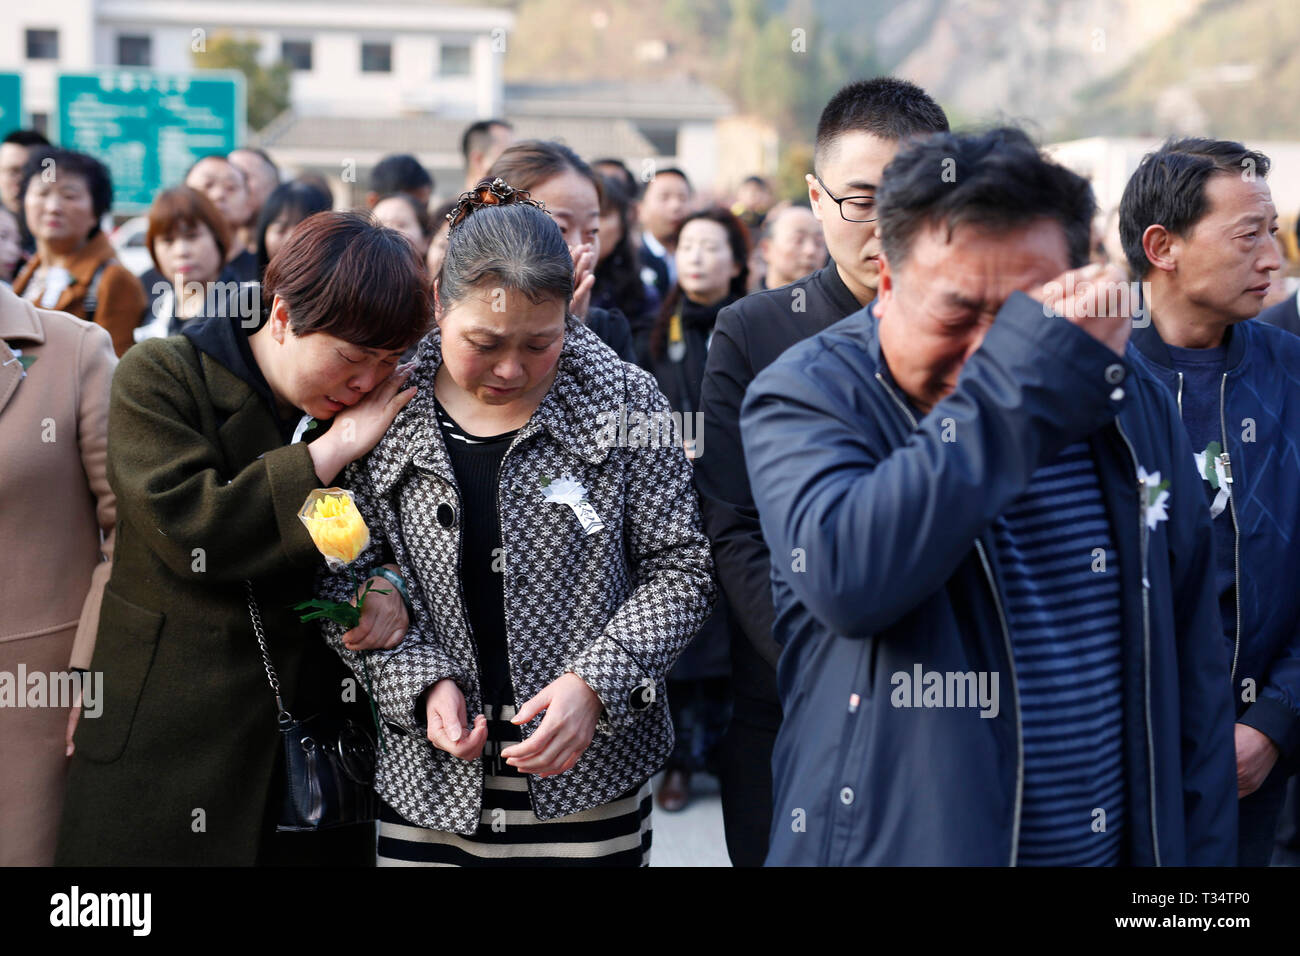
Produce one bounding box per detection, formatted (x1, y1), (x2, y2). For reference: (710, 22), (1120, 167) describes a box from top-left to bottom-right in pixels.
(0, 283), (117, 662)
(0, 283), (116, 864)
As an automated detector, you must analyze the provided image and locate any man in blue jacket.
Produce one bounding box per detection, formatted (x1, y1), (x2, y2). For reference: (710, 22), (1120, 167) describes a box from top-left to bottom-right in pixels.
(741, 127), (1238, 866)
(1119, 138), (1300, 866)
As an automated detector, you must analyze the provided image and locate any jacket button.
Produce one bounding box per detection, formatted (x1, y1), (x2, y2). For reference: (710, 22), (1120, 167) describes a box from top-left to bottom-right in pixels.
(629, 681), (655, 711)
(840, 786), (855, 806)
(513, 573), (530, 590)
(436, 503), (455, 528)
(1104, 363), (1125, 385)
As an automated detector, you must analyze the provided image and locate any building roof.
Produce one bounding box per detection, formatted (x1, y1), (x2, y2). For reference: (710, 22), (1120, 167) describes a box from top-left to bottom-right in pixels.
(504, 78), (733, 121)
(253, 111), (657, 162)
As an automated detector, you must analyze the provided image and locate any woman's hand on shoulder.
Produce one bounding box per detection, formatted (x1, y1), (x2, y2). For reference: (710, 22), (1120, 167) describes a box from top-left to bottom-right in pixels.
(310, 362), (417, 482)
(501, 673), (603, 777)
(425, 678), (488, 760)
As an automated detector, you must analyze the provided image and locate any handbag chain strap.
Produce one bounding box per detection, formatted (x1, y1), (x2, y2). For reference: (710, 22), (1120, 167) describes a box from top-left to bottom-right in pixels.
(245, 579), (292, 721)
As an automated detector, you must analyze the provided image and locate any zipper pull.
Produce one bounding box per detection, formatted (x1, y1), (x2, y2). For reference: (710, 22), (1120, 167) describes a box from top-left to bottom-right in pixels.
(1218, 452), (1233, 486)
(848, 693), (860, 714)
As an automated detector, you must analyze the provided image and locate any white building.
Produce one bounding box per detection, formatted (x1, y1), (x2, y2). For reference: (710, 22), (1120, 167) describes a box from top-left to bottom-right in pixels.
(1, 0), (513, 132)
(3, 1), (742, 199)
(1047, 136), (1300, 220)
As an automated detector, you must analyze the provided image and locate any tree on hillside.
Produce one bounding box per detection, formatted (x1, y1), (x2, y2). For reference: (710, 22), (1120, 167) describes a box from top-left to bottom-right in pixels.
(192, 33), (291, 132)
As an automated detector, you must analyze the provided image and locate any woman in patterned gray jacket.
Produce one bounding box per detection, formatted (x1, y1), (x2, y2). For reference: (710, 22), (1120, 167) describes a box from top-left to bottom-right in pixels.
(316, 179), (717, 865)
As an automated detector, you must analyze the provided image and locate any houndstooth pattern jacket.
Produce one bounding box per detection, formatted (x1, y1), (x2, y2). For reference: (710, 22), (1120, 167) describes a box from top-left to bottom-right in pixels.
(315, 317), (717, 834)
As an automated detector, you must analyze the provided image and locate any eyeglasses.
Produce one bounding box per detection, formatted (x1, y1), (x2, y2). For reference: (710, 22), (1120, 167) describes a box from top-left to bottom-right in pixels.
(446, 177), (547, 230)
(814, 173), (877, 224)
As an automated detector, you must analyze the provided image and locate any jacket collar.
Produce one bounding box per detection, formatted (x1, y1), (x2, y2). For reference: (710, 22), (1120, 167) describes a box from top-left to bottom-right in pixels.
(0, 282), (46, 344)
(367, 316), (626, 496)
(0, 284), (45, 416)
(818, 262), (868, 318)
(1129, 283), (1247, 370)
(14, 232), (118, 306)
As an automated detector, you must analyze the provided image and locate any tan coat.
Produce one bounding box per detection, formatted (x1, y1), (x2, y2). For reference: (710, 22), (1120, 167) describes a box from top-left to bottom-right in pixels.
(12, 231), (147, 358)
(0, 283), (116, 865)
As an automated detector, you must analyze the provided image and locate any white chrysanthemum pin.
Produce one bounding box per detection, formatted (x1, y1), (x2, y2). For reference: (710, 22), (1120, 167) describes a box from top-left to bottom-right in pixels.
(1138, 466), (1171, 531)
(540, 474), (605, 535)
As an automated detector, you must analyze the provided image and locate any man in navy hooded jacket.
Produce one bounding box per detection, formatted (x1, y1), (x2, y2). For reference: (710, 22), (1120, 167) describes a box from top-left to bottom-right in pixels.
(1119, 138), (1300, 866)
(741, 127), (1238, 866)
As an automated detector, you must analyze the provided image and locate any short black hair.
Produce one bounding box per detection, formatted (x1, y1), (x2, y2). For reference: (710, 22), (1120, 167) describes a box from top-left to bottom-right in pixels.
(264, 210), (431, 351)
(645, 166), (691, 193)
(1119, 137), (1271, 279)
(370, 153), (434, 196)
(373, 190), (434, 239)
(20, 148), (114, 239)
(3, 129), (50, 148)
(741, 175), (770, 189)
(877, 126), (1095, 271)
(461, 119), (512, 162)
(593, 157), (637, 197)
(255, 180), (332, 277)
(815, 77), (949, 171)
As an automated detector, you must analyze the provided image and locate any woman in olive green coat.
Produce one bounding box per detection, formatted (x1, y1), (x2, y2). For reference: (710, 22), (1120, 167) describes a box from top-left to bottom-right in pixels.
(56, 211), (430, 865)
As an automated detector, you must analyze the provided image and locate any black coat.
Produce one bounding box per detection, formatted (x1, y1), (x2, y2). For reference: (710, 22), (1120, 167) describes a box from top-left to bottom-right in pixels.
(639, 294), (739, 680)
(584, 305), (638, 365)
(693, 265), (863, 724)
(1258, 292), (1300, 337)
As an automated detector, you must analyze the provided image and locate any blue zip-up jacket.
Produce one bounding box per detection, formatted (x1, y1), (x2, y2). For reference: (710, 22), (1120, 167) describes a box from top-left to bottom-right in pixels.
(740, 292), (1238, 866)
(1128, 317), (1300, 762)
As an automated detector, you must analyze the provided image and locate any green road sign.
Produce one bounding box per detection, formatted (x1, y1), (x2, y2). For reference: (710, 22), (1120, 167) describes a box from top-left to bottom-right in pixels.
(0, 74), (21, 139)
(57, 69), (245, 211)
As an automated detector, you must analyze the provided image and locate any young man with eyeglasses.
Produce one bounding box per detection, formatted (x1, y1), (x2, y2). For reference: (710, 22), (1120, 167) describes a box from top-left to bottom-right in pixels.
(693, 77), (948, 866)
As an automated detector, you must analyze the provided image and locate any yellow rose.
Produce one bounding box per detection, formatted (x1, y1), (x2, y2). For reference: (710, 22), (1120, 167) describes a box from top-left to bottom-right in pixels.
(298, 488), (371, 568)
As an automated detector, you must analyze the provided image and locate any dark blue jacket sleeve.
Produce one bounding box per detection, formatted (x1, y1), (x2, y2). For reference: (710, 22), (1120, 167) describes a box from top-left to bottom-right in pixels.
(1241, 632), (1300, 762)
(1158, 390), (1239, 864)
(739, 292), (1126, 638)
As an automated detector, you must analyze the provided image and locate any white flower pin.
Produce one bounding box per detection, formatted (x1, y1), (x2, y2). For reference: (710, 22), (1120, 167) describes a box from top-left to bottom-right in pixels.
(1138, 466), (1171, 531)
(1192, 441), (1231, 519)
(540, 474), (605, 535)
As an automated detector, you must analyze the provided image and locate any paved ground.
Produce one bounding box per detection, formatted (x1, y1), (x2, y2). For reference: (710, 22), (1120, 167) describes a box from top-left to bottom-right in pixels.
(648, 771), (731, 867)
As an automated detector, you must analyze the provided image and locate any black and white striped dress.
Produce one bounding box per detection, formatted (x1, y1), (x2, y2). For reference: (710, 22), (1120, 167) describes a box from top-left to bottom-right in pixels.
(375, 400), (653, 866)
(377, 705), (653, 866)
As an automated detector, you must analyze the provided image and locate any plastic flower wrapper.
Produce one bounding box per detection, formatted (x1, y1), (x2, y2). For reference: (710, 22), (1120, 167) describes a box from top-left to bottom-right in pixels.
(293, 488), (389, 628)
(293, 488), (390, 748)
(299, 488), (370, 571)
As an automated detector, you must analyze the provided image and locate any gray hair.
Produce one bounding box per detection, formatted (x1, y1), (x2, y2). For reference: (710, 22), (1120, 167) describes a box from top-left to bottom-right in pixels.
(437, 203), (573, 310)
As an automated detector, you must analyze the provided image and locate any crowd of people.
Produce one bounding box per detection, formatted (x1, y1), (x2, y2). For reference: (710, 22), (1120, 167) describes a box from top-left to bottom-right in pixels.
(3, 73), (1300, 868)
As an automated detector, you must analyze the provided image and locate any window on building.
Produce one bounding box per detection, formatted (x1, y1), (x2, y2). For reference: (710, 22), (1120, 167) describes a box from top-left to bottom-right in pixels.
(440, 43), (471, 77)
(25, 29), (59, 60)
(30, 113), (49, 137)
(282, 40), (312, 71)
(639, 126), (679, 158)
(361, 42), (392, 73)
(117, 34), (152, 67)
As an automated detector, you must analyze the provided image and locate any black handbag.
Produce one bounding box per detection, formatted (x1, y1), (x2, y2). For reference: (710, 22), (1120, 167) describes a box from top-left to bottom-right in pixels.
(246, 580), (379, 831)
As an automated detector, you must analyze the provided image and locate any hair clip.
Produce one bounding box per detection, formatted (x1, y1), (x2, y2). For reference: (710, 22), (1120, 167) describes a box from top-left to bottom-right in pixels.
(446, 177), (547, 230)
